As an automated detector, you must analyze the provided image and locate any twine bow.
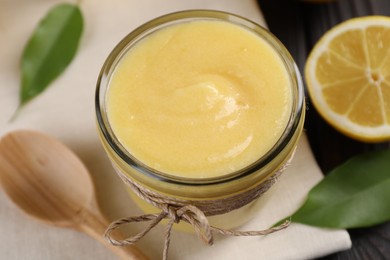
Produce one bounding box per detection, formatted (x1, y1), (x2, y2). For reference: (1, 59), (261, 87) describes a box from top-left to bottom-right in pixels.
(104, 203), (290, 260)
(105, 151), (295, 259)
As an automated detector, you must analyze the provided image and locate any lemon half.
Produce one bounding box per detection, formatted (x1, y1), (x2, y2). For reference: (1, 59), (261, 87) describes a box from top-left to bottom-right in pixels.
(305, 16), (390, 142)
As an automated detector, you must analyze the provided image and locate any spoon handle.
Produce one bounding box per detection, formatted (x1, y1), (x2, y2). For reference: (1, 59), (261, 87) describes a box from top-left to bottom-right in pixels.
(79, 209), (149, 260)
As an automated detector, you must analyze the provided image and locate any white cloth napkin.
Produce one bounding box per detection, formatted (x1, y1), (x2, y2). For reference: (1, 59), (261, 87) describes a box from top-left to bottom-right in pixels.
(0, 0), (351, 259)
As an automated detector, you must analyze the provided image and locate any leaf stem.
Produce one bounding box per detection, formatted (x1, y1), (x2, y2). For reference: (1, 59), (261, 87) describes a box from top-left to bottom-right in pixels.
(9, 105), (23, 123)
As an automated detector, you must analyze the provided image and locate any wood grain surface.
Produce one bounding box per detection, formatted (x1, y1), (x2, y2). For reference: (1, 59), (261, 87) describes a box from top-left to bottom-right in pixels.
(257, 0), (390, 259)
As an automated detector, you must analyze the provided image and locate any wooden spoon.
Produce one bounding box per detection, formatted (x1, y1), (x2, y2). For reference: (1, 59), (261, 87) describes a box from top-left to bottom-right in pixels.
(0, 130), (148, 260)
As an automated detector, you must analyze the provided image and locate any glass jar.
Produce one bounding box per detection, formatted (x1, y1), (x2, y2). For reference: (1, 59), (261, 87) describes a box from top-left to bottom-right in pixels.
(96, 10), (305, 230)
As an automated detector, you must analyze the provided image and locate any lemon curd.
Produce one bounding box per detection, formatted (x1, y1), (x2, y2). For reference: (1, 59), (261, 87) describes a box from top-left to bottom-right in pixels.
(107, 20), (292, 178)
(97, 11), (305, 230)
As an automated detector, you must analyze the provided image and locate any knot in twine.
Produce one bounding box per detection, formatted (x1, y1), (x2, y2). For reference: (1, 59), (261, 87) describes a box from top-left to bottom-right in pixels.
(105, 154), (294, 260)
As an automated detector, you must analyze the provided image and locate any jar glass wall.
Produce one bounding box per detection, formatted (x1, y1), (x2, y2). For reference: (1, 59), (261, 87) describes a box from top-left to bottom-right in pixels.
(96, 10), (305, 229)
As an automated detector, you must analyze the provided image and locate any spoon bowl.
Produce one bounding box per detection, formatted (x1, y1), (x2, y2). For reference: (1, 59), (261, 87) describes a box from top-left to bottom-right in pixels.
(0, 130), (147, 260)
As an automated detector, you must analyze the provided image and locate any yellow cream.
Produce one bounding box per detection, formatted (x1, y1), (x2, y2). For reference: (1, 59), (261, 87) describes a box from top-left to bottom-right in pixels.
(107, 20), (292, 178)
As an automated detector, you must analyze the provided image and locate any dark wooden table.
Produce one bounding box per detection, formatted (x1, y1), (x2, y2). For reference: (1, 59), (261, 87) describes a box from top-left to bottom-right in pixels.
(257, 0), (390, 259)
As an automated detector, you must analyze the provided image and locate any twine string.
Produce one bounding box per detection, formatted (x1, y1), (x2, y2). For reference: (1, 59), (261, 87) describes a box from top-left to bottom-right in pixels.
(104, 212), (166, 246)
(104, 203), (290, 260)
(105, 151), (295, 259)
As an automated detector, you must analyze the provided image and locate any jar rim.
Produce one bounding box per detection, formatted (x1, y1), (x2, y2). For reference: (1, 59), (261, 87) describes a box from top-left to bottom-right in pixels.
(95, 9), (305, 186)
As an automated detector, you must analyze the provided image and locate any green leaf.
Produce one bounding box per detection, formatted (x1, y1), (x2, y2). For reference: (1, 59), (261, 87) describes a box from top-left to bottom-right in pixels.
(19, 3), (83, 107)
(289, 150), (390, 229)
